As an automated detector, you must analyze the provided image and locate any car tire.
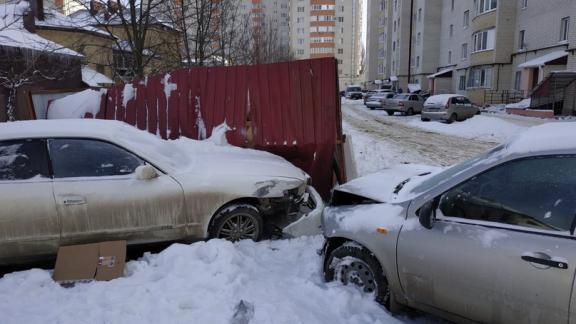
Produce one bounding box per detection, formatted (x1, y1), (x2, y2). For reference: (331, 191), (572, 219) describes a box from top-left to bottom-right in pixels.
(447, 113), (457, 123)
(384, 110), (391, 115)
(406, 108), (414, 116)
(325, 244), (391, 309)
(369, 107), (375, 110)
(209, 204), (263, 241)
(421, 117), (430, 122)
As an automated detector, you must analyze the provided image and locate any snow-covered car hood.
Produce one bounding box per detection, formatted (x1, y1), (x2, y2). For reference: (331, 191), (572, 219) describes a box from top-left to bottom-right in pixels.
(169, 138), (308, 180)
(333, 164), (442, 203)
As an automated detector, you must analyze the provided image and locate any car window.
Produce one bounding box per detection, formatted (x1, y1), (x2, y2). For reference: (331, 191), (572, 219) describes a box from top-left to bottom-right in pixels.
(438, 156), (576, 232)
(0, 139), (50, 181)
(461, 97), (472, 104)
(49, 139), (145, 178)
(394, 94), (409, 99)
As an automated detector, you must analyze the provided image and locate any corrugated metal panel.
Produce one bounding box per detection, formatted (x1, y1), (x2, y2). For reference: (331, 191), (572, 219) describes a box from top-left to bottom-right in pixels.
(95, 58), (343, 199)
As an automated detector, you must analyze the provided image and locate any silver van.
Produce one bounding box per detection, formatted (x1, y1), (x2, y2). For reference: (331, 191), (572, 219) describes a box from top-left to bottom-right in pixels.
(421, 94), (479, 123)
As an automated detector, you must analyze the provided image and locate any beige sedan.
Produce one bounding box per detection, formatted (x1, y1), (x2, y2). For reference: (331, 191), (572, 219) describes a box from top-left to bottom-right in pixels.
(0, 119), (323, 265)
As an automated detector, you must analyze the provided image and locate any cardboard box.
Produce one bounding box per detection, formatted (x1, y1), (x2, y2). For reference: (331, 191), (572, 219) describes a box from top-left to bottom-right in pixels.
(52, 241), (126, 283)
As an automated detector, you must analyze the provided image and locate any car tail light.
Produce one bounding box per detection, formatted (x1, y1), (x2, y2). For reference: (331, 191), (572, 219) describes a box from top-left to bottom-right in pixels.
(444, 102), (450, 110)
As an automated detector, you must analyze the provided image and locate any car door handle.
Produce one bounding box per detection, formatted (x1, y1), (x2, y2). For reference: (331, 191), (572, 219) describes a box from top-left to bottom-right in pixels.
(61, 196), (87, 205)
(521, 255), (568, 270)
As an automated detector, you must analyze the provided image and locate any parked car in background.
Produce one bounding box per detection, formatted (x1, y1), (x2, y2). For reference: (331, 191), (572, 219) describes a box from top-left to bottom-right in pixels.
(322, 123), (576, 324)
(0, 119), (323, 265)
(381, 94), (425, 115)
(366, 92), (395, 110)
(421, 94), (479, 123)
(363, 89), (393, 105)
(345, 85), (363, 100)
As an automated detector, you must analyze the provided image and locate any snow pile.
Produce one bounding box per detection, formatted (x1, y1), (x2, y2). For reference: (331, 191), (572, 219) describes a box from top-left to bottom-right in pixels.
(406, 115), (528, 142)
(81, 66), (114, 87)
(122, 83), (136, 107)
(505, 98), (531, 109)
(0, 237), (403, 324)
(47, 89), (104, 119)
(206, 121), (232, 146)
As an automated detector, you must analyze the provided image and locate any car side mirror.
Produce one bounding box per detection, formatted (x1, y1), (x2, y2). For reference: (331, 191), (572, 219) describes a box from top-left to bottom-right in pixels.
(135, 164), (158, 180)
(418, 200), (435, 229)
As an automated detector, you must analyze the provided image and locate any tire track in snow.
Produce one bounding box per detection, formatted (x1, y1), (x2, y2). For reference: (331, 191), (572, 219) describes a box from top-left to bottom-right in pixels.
(343, 103), (498, 167)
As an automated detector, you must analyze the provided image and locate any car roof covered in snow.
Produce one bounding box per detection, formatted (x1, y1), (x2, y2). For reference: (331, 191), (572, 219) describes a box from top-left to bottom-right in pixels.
(424, 94), (461, 105)
(0, 119), (141, 141)
(505, 122), (576, 155)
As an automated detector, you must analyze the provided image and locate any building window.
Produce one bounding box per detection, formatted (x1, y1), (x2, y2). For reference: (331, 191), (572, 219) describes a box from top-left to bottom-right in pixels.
(338, 17), (344, 22)
(297, 7), (304, 12)
(461, 43), (468, 60)
(297, 49), (304, 55)
(459, 75), (466, 90)
(418, 8), (422, 22)
(338, 48), (343, 54)
(472, 28), (495, 52)
(476, 0), (497, 14)
(522, 0), (528, 9)
(560, 17), (570, 42)
(416, 56), (420, 68)
(393, 41), (396, 51)
(463, 10), (469, 27)
(467, 66), (493, 88)
(448, 51), (452, 64)
(518, 30), (525, 50)
(514, 71), (522, 90)
(450, 24), (454, 37)
(451, 0), (455, 11)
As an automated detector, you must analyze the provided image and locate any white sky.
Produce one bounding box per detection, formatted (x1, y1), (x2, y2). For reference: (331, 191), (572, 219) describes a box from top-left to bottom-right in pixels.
(362, 0), (367, 48)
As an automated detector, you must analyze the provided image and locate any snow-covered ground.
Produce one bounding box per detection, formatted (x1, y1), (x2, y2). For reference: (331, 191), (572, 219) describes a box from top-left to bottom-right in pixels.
(341, 99), (552, 176)
(0, 237), (415, 324)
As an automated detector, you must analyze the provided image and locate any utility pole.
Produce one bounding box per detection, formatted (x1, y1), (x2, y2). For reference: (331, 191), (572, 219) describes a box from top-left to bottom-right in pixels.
(407, 0), (414, 86)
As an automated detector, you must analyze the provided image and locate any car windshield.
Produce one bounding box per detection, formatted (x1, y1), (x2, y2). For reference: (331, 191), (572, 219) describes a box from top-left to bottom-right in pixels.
(394, 94), (409, 99)
(409, 144), (506, 194)
(347, 87), (361, 92)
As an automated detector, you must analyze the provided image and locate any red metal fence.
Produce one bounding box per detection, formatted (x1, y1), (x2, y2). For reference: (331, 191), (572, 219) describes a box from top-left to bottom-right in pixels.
(93, 58), (344, 199)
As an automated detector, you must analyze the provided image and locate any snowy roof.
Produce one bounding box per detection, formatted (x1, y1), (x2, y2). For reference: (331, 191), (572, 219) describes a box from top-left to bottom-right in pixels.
(35, 8), (111, 37)
(82, 65), (114, 86)
(506, 122), (576, 154)
(0, 1), (81, 56)
(408, 83), (421, 93)
(518, 50), (568, 68)
(424, 94), (460, 105)
(427, 68), (453, 79)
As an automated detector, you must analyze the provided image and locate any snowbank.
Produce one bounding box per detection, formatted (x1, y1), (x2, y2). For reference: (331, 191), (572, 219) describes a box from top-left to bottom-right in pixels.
(47, 89), (104, 119)
(505, 98), (531, 109)
(0, 237), (404, 324)
(406, 115), (527, 142)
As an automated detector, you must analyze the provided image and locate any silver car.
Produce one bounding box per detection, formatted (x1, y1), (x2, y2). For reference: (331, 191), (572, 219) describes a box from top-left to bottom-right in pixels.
(0, 119), (323, 265)
(322, 122), (576, 323)
(382, 94), (424, 116)
(365, 92), (395, 110)
(421, 94), (479, 123)
(364, 89), (393, 105)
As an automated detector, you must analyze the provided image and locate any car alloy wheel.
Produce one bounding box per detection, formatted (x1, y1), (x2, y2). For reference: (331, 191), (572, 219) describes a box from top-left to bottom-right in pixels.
(210, 204), (263, 241)
(339, 259), (378, 294)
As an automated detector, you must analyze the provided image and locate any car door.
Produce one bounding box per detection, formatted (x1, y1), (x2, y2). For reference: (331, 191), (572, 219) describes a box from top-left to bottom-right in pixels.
(461, 97), (475, 117)
(397, 156), (576, 324)
(48, 138), (186, 245)
(0, 139), (59, 262)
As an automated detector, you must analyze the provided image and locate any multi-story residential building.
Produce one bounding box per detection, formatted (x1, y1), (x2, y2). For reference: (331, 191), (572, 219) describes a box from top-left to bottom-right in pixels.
(245, 0), (291, 51)
(365, 0), (388, 85)
(291, 0), (362, 89)
(369, 0), (576, 110)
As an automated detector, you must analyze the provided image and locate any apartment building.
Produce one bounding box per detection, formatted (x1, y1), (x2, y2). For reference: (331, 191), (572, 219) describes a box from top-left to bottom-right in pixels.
(365, 0), (391, 85)
(368, 0), (576, 107)
(290, 0), (363, 89)
(244, 0), (291, 49)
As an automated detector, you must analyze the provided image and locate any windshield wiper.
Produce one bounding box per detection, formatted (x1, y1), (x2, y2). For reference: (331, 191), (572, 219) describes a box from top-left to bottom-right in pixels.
(393, 172), (432, 194)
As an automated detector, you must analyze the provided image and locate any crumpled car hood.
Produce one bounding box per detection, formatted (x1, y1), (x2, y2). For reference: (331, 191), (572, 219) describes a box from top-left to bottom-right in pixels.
(334, 164), (441, 203)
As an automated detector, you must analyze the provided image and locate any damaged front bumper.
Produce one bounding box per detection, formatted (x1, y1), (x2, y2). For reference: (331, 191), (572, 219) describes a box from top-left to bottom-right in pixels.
(282, 186), (324, 238)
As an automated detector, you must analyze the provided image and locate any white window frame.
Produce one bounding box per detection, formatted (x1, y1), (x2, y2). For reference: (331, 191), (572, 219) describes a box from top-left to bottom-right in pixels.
(476, 0), (497, 15)
(472, 28), (495, 53)
(560, 17), (570, 42)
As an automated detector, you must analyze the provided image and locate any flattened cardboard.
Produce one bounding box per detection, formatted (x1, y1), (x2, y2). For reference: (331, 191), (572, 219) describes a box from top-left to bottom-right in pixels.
(95, 241), (126, 281)
(52, 241), (126, 283)
(52, 243), (99, 282)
